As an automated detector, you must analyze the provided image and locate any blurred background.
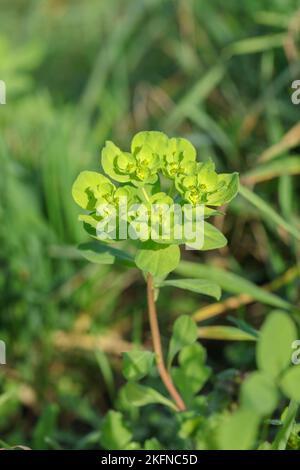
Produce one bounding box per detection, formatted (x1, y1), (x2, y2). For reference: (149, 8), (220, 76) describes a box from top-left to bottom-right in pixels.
(0, 0), (300, 449)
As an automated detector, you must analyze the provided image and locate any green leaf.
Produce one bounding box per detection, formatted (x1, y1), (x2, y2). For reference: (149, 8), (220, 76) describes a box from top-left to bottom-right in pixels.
(124, 442), (142, 450)
(122, 350), (154, 381)
(257, 311), (297, 380)
(33, 404), (59, 450)
(100, 411), (132, 450)
(78, 241), (134, 265)
(101, 141), (131, 183)
(218, 409), (259, 450)
(144, 438), (164, 450)
(176, 261), (293, 311)
(280, 367), (300, 402)
(189, 221), (227, 250)
(161, 278), (221, 300)
(135, 243), (180, 277)
(72, 171), (112, 210)
(122, 382), (177, 411)
(240, 371), (279, 417)
(79, 242), (114, 264)
(173, 343), (211, 399)
(168, 315), (198, 367)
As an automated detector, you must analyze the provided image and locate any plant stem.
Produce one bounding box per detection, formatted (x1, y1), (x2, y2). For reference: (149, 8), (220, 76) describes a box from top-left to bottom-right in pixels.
(141, 187), (150, 202)
(146, 273), (186, 412)
(167, 182), (176, 198)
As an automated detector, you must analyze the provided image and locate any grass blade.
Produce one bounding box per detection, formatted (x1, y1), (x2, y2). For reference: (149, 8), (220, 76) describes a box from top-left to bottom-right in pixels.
(176, 261), (293, 311)
(239, 185), (300, 242)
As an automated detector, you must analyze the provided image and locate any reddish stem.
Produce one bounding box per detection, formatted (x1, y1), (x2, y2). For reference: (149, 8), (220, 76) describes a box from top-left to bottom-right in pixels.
(146, 273), (186, 412)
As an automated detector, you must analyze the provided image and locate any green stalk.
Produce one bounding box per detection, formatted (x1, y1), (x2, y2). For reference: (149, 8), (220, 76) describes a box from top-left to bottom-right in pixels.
(272, 400), (299, 450)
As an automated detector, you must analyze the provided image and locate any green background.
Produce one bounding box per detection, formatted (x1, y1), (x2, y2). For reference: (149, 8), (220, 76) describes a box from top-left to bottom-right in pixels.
(0, 0), (299, 449)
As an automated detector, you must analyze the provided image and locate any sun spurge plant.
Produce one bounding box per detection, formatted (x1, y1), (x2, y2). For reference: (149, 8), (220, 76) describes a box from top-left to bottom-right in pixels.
(72, 131), (239, 413)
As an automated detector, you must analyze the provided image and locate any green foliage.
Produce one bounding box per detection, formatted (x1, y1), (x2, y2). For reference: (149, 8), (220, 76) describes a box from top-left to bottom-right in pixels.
(135, 243), (181, 277)
(119, 315), (208, 418)
(78, 241), (134, 265)
(144, 438), (164, 450)
(102, 306), (300, 451)
(218, 409), (259, 451)
(168, 315), (198, 367)
(100, 411), (132, 450)
(218, 311), (300, 450)
(197, 222), (227, 251)
(172, 343), (211, 401)
(272, 402), (299, 450)
(122, 350), (154, 381)
(32, 404), (59, 450)
(240, 372), (279, 417)
(122, 383), (177, 411)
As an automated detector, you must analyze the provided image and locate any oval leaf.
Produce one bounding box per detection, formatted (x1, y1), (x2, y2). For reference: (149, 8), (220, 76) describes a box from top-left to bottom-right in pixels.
(280, 367), (300, 402)
(256, 311), (297, 380)
(241, 371), (279, 417)
(218, 409), (259, 450)
(135, 243), (180, 277)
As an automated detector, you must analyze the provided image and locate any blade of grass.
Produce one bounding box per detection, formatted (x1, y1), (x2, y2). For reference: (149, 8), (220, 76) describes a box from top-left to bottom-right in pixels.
(164, 64), (225, 128)
(190, 265), (298, 322)
(176, 261), (293, 311)
(242, 156), (300, 184)
(239, 184), (300, 242)
(198, 326), (256, 341)
(224, 33), (286, 57)
(258, 122), (300, 162)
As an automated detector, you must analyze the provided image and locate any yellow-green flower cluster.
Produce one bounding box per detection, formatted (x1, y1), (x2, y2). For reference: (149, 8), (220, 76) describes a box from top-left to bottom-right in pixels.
(176, 160), (238, 207)
(100, 131), (238, 207)
(72, 131), (239, 244)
